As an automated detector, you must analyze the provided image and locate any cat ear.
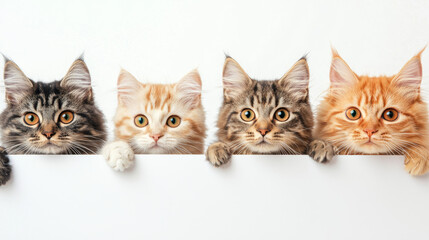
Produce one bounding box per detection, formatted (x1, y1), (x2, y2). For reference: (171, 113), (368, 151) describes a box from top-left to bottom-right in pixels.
(391, 48), (425, 100)
(176, 69), (202, 109)
(329, 49), (359, 92)
(117, 69), (142, 105)
(222, 57), (252, 100)
(278, 57), (310, 100)
(3, 60), (34, 104)
(60, 57), (93, 101)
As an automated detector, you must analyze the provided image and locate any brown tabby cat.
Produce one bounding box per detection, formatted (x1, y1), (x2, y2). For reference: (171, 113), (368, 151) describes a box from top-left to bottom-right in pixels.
(0, 56), (106, 185)
(103, 69), (206, 171)
(207, 56), (319, 166)
(312, 48), (429, 175)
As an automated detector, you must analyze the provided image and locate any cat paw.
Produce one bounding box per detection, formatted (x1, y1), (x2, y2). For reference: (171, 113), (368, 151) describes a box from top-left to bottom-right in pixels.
(404, 156), (429, 176)
(206, 142), (231, 167)
(308, 139), (335, 163)
(0, 147), (12, 186)
(102, 141), (135, 171)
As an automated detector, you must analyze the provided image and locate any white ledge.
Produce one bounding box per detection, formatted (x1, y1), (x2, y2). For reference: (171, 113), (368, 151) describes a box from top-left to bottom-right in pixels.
(1, 155), (428, 240)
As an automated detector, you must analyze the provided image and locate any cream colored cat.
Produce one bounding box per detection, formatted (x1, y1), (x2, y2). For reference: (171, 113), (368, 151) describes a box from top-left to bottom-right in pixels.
(102, 69), (206, 171)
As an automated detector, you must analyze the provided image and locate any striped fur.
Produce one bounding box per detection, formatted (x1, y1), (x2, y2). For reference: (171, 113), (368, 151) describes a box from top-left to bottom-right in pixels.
(112, 69), (206, 155)
(207, 56), (314, 166)
(0, 57), (107, 185)
(314, 49), (429, 176)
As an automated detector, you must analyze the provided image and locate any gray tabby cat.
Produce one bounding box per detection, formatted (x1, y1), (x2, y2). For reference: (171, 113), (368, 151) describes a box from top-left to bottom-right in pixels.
(0, 57), (107, 185)
(207, 56), (324, 166)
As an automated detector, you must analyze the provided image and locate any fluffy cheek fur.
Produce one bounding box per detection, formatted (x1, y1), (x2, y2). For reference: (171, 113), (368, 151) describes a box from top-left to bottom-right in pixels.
(243, 124), (284, 153)
(3, 127), (100, 154)
(235, 117), (306, 154)
(114, 101), (206, 154)
(217, 101), (311, 155)
(131, 117), (203, 154)
(1, 105), (105, 154)
(315, 88), (427, 155)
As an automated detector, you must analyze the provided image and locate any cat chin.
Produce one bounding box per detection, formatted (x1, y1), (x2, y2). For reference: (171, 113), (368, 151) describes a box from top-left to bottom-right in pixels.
(354, 142), (389, 154)
(32, 145), (65, 154)
(133, 145), (175, 154)
(247, 143), (283, 154)
(146, 146), (170, 154)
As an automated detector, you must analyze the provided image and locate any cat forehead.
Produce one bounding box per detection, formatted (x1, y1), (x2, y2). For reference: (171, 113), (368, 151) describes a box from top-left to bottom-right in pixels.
(143, 84), (174, 98)
(33, 80), (62, 95)
(355, 76), (397, 105)
(20, 81), (75, 110)
(131, 84), (179, 110)
(356, 75), (393, 87)
(335, 76), (409, 110)
(236, 80), (292, 106)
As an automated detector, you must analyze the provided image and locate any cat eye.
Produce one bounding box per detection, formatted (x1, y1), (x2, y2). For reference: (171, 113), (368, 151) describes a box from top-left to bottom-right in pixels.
(346, 107), (361, 120)
(382, 108), (399, 122)
(166, 115), (181, 128)
(274, 108), (290, 122)
(240, 109), (256, 122)
(24, 112), (40, 126)
(59, 111), (74, 124)
(134, 115), (149, 128)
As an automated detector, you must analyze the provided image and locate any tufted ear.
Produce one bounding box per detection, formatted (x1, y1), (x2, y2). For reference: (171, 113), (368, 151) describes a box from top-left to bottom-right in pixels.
(3, 59), (34, 105)
(117, 69), (143, 105)
(329, 48), (359, 93)
(278, 57), (310, 101)
(61, 57), (93, 101)
(176, 69), (202, 109)
(391, 48), (425, 100)
(222, 57), (253, 101)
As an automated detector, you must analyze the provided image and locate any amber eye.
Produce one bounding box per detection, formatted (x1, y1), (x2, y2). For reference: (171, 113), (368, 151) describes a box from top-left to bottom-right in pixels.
(382, 108), (399, 122)
(166, 115), (181, 128)
(134, 115), (148, 128)
(24, 112), (39, 126)
(274, 108), (290, 122)
(240, 109), (256, 122)
(346, 107), (361, 120)
(59, 111), (74, 124)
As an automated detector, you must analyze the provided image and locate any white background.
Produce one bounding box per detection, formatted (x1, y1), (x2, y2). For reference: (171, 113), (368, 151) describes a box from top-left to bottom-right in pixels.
(0, 0), (428, 143)
(1, 1), (429, 239)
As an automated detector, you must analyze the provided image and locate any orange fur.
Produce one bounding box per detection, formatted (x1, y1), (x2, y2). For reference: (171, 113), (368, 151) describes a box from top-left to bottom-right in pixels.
(315, 49), (429, 175)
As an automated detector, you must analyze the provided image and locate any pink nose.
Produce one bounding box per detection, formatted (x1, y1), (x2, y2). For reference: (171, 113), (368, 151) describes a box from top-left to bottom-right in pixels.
(42, 132), (56, 139)
(151, 134), (163, 142)
(258, 129), (270, 136)
(363, 129), (378, 137)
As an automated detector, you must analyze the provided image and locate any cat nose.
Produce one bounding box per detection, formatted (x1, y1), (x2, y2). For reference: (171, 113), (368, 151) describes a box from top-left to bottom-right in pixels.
(151, 134), (163, 142)
(363, 129), (378, 137)
(257, 129), (271, 136)
(42, 131), (56, 140)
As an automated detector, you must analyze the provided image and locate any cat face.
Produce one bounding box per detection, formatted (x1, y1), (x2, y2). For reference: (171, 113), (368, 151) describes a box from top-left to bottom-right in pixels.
(114, 69), (206, 154)
(0, 58), (106, 154)
(315, 49), (427, 154)
(216, 56), (313, 154)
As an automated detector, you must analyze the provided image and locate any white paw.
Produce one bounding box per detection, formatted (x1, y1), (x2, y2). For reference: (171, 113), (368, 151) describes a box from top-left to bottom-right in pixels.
(102, 141), (135, 171)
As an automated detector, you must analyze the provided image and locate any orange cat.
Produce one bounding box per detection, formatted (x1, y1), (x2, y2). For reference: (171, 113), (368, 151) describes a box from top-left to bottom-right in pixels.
(313, 48), (429, 176)
(102, 69), (206, 171)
